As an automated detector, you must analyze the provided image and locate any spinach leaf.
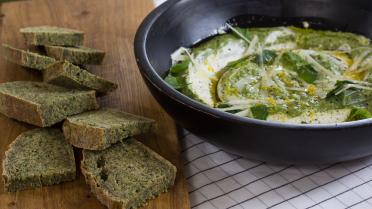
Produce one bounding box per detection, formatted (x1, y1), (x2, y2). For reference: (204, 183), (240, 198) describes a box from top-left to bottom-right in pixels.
(255, 50), (277, 65)
(215, 103), (245, 114)
(215, 103), (230, 108)
(250, 104), (269, 120)
(225, 57), (249, 69)
(170, 60), (190, 74)
(164, 75), (186, 90)
(166, 59), (191, 90)
(282, 52), (318, 84)
(326, 80), (355, 99)
(325, 80), (372, 106)
(297, 64), (318, 84)
(347, 108), (372, 121)
(227, 24), (251, 44)
(235, 27), (251, 40)
(282, 52), (299, 67)
(228, 109), (245, 114)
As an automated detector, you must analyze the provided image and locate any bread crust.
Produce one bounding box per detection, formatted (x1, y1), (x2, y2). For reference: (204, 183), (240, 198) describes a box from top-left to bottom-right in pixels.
(63, 119), (106, 150)
(0, 82), (99, 127)
(0, 91), (45, 126)
(2, 44), (56, 70)
(45, 46), (105, 65)
(43, 61), (118, 94)
(131, 140), (177, 184)
(20, 26), (84, 46)
(63, 109), (155, 150)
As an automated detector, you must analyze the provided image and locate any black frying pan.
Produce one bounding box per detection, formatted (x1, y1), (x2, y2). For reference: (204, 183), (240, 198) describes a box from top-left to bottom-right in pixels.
(134, 0), (372, 164)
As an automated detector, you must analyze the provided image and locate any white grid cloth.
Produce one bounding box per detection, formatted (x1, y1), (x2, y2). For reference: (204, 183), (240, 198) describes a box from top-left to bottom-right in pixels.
(152, 1), (372, 209)
(180, 129), (372, 209)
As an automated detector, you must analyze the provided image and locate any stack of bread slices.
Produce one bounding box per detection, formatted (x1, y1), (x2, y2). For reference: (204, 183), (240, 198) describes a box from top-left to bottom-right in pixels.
(1, 26), (176, 209)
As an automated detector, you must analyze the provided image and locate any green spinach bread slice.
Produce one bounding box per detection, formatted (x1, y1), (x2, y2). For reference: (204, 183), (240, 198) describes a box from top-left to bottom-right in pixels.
(2, 44), (56, 70)
(63, 108), (155, 150)
(2, 128), (76, 192)
(43, 61), (117, 95)
(81, 139), (176, 209)
(20, 26), (84, 46)
(45, 45), (105, 65)
(0, 81), (99, 127)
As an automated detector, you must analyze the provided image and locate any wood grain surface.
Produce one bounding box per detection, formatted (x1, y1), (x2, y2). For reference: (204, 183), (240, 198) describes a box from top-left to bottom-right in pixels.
(0, 0), (190, 209)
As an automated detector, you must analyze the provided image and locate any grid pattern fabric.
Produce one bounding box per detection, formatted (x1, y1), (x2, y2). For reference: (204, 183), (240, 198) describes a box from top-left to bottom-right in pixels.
(180, 130), (372, 209)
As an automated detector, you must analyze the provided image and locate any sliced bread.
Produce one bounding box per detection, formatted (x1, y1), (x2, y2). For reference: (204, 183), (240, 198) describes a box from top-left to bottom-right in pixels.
(2, 128), (76, 192)
(2, 44), (56, 70)
(43, 61), (117, 94)
(81, 138), (177, 209)
(0, 81), (99, 127)
(63, 108), (155, 150)
(45, 45), (105, 65)
(20, 26), (84, 46)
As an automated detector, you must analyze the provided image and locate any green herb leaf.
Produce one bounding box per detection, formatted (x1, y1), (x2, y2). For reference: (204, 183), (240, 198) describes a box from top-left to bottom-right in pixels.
(282, 52), (318, 83)
(225, 56), (249, 68)
(297, 64), (318, 84)
(228, 109), (244, 114)
(170, 60), (190, 74)
(347, 108), (372, 121)
(325, 80), (370, 106)
(235, 27), (251, 40)
(255, 50), (277, 65)
(215, 103), (230, 108)
(326, 80), (355, 99)
(250, 104), (269, 120)
(164, 75), (185, 90)
(226, 24), (251, 44)
(282, 52), (301, 69)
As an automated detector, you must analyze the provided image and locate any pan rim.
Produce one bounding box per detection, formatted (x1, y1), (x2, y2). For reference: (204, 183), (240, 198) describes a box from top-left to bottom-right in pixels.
(134, 0), (372, 130)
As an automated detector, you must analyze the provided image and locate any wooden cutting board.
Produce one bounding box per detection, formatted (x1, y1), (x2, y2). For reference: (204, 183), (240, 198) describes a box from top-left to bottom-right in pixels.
(0, 0), (190, 209)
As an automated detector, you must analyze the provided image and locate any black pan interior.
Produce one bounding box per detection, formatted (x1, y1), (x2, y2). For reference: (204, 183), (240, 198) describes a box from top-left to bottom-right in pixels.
(146, 0), (372, 77)
(136, 0), (372, 163)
